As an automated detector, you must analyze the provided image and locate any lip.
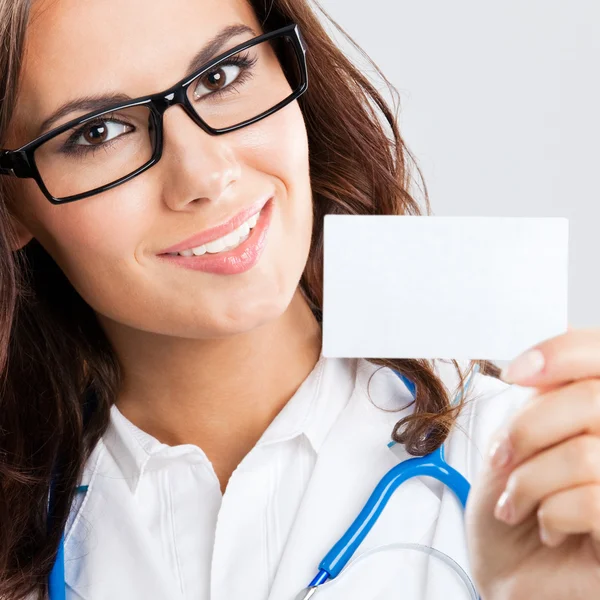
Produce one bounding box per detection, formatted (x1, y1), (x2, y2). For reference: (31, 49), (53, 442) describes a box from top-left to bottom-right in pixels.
(156, 197), (274, 275)
(158, 195), (272, 255)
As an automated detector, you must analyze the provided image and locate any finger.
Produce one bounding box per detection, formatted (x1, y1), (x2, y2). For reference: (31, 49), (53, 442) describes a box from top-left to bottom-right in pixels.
(501, 328), (600, 388)
(537, 483), (600, 547)
(493, 435), (600, 526)
(489, 378), (600, 469)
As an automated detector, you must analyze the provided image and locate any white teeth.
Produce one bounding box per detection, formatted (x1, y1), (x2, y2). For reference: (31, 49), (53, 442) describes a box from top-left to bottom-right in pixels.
(230, 231), (250, 249)
(222, 230), (241, 247)
(175, 208), (262, 257)
(204, 237), (226, 254)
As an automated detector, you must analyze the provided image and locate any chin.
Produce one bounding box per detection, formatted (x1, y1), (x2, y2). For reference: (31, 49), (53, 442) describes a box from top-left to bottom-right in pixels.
(209, 287), (298, 338)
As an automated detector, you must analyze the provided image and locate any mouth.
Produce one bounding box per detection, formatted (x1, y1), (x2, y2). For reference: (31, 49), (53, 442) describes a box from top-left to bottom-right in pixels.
(158, 195), (272, 256)
(156, 197), (275, 275)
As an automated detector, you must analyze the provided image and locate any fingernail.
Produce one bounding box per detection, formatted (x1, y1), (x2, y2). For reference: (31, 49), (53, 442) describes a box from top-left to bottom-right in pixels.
(501, 349), (545, 383)
(489, 434), (512, 469)
(539, 526), (566, 547)
(494, 490), (515, 524)
(539, 525), (551, 546)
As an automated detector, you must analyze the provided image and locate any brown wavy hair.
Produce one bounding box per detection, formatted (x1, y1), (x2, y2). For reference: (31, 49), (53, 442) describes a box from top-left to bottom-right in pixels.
(0, 0), (500, 597)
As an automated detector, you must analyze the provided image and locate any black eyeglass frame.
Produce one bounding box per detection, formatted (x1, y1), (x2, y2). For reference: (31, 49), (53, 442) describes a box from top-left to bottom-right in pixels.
(0, 24), (308, 205)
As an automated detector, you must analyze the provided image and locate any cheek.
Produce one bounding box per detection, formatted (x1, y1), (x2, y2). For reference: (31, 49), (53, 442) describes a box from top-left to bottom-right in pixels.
(236, 102), (313, 246)
(15, 178), (154, 312)
(236, 101), (311, 201)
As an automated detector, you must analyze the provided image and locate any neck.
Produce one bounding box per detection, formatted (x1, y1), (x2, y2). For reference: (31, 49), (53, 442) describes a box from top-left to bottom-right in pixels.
(98, 288), (322, 491)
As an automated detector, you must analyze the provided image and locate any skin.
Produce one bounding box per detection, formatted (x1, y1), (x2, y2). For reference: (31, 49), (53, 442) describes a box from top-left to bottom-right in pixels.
(4, 0), (321, 492)
(467, 329), (600, 598)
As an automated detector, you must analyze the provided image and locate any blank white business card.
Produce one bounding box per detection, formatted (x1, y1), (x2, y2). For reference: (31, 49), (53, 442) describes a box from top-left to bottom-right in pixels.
(322, 216), (569, 360)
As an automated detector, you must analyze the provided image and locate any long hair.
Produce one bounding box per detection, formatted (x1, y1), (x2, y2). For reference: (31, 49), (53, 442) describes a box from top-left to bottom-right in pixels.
(0, 0), (499, 597)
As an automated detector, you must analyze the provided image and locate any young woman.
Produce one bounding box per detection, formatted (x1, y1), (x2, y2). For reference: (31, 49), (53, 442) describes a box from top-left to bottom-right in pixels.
(1, 0), (600, 598)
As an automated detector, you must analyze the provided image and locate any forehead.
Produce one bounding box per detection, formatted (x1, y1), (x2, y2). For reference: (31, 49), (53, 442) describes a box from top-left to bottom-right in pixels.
(12, 0), (260, 142)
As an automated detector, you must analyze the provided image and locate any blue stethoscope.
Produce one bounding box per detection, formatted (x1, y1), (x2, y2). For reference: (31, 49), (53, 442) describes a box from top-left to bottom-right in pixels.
(48, 367), (480, 600)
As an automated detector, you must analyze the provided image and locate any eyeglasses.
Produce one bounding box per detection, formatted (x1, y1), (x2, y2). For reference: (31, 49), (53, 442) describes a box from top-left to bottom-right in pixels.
(0, 24), (308, 205)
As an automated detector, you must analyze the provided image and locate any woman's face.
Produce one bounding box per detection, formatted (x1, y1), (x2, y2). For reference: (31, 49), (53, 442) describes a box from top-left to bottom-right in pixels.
(5, 0), (313, 338)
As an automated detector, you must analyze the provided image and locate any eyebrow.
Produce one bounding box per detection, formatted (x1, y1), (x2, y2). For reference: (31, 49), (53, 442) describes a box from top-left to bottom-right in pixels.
(34, 23), (257, 138)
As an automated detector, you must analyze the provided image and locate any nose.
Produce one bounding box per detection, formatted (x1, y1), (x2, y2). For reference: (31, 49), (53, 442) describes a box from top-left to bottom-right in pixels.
(158, 105), (241, 211)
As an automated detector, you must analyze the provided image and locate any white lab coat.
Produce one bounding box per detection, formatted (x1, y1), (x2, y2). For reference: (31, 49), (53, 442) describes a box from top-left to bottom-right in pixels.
(61, 357), (531, 600)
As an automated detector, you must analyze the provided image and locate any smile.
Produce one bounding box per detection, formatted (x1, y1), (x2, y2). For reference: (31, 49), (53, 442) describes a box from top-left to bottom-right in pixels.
(157, 197), (275, 275)
(166, 209), (262, 256)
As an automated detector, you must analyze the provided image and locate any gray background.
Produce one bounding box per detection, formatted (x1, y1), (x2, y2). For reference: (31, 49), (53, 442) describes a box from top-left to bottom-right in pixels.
(317, 0), (600, 328)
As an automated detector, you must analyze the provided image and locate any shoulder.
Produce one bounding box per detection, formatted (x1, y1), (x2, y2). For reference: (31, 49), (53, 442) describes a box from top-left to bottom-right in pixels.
(64, 434), (108, 539)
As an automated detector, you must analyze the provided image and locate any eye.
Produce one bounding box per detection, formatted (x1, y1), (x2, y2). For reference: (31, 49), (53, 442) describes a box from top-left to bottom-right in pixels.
(74, 120), (132, 146)
(193, 63), (242, 99)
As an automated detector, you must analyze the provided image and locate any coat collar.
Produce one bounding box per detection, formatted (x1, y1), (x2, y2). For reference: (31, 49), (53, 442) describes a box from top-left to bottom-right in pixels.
(91, 352), (346, 497)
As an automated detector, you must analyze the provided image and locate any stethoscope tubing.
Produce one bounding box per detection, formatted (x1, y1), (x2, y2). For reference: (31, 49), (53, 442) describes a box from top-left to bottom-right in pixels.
(309, 444), (471, 585)
(49, 533), (66, 600)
